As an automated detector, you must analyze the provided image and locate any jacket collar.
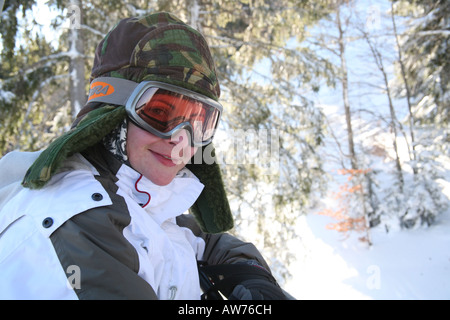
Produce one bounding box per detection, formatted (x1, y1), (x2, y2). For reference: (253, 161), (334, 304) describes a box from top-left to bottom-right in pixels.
(82, 144), (204, 225)
(115, 164), (204, 225)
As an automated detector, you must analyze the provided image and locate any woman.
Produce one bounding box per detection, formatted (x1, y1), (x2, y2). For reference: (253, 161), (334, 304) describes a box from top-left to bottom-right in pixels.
(0, 12), (287, 300)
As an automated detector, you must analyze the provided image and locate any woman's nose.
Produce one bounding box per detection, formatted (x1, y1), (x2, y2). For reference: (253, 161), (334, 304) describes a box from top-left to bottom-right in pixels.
(168, 129), (198, 163)
(169, 129), (191, 147)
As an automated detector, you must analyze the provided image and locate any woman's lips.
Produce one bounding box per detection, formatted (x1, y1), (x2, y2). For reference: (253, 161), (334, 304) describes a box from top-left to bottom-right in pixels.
(150, 150), (178, 167)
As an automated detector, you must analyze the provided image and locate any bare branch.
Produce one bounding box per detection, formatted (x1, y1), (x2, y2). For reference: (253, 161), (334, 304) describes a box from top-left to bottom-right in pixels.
(80, 24), (106, 38)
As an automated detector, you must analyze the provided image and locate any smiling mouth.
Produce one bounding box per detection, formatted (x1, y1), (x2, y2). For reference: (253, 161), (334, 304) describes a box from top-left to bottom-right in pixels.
(150, 150), (181, 167)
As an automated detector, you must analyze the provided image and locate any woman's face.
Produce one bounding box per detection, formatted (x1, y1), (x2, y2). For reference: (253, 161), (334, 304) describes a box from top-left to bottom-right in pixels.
(126, 121), (198, 186)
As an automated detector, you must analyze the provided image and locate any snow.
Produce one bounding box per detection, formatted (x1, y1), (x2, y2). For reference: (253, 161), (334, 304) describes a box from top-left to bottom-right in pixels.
(0, 81), (15, 104)
(284, 207), (450, 300)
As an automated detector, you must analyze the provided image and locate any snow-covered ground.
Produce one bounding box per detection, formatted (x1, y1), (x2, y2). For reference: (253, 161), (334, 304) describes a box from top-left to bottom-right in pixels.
(284, 200), (450, 300)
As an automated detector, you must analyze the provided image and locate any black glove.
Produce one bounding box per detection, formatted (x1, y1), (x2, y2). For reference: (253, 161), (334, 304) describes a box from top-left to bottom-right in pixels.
(228, 279), (288, 300)
(199, 261), (288, 300)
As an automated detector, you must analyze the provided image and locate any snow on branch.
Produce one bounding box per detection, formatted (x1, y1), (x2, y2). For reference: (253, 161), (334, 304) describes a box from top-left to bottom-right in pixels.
(0, 80), (15, 103)
(20, 74), (69, 135)
(15, 51), (85, 79)
(416, 30), (450, 37)
(80, 24), (106, 38)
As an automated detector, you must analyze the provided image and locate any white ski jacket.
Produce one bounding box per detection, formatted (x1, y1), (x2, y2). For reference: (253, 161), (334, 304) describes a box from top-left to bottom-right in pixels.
(0, 146), (269, 300)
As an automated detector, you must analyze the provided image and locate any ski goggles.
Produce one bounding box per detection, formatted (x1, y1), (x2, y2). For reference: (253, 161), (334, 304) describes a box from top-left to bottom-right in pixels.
(87, 77), (223, 146)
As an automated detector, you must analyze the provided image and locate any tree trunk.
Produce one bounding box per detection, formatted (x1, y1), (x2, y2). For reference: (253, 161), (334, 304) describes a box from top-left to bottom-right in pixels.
(68, 0), (86, 118)
(188, 0), (202, 32)
(337, 7), (357, 170)
(390, 1), (417, 175)
(337, 5), (371, 245)
(383, 62), (405, 191)
(362, 27), (405, 192)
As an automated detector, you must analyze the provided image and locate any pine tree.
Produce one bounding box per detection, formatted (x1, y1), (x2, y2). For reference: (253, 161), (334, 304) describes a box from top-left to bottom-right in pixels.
(392, 0), (449, 127)
(387, 0), (450, 228)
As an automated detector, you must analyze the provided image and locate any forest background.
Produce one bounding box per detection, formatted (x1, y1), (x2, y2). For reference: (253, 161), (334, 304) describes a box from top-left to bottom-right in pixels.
(1, 0), (449, 294)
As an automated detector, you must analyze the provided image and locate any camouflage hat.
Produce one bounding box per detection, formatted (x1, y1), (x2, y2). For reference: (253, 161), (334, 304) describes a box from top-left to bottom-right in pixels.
(91, 12), (220, 101)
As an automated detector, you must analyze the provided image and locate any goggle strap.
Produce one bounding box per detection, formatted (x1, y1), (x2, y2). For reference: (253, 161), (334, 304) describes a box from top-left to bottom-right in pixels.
(87, 77), (139, 106)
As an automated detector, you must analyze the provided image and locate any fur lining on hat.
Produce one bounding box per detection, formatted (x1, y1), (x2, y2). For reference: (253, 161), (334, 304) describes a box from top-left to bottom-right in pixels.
(186, 146), (233, 233)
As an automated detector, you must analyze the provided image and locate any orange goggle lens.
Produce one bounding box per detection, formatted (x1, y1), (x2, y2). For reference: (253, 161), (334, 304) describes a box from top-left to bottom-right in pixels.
(129, 85), (222, 146)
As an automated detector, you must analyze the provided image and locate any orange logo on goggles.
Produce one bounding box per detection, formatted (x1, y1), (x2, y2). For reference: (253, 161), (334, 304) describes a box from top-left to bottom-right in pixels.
(88, 81), (115, 101)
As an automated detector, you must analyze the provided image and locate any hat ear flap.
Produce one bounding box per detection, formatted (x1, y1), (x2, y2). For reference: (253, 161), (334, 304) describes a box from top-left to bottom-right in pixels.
(23, 106), (127, 189)
(186, 145), (234, 234)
